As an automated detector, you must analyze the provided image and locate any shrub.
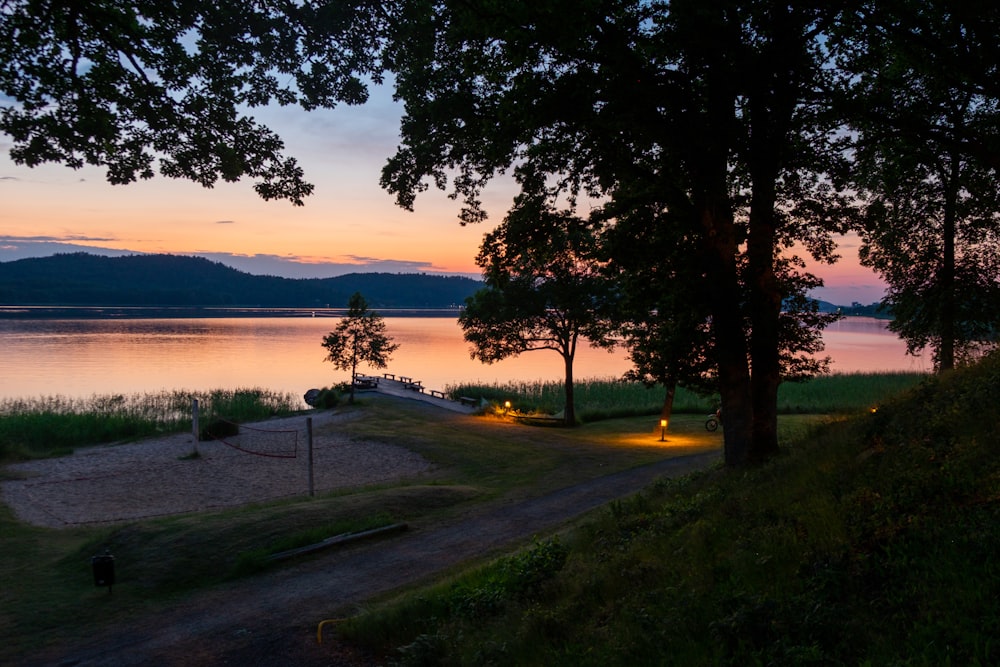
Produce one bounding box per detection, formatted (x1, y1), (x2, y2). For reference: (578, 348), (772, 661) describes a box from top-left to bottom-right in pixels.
(316, 387), (341, 409)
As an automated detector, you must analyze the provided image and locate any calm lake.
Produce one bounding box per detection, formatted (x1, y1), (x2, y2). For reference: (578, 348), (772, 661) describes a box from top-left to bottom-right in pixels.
(0, 313), (929, 404)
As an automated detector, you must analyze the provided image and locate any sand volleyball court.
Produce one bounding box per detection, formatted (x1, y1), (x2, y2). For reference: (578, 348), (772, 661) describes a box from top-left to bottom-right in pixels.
(1, 411), (434, 528)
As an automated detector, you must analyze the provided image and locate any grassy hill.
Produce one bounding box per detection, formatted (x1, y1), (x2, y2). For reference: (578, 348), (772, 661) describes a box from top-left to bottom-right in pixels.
(345, 356), (1000, 665)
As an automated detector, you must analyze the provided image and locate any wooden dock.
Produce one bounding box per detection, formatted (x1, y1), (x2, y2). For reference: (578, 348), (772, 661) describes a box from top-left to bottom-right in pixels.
(353, 373), (480, 414)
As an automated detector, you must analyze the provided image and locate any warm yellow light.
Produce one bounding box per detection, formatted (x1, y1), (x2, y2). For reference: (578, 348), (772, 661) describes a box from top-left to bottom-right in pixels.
(660, 419), (667, 427)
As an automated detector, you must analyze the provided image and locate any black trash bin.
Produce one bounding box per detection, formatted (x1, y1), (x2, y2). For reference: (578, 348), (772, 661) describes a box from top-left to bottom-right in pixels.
(91, 553), (115, 592)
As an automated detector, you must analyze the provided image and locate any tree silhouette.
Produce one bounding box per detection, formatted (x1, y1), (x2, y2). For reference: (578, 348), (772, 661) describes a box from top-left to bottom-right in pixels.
(842, 1), (1000, 370)
(0, 1), (384, 203)
(322, 293), (399, 403)
(460, 190), (614, 426)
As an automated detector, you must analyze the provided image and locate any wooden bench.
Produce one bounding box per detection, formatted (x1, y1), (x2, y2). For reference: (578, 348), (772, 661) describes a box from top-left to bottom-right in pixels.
(430, 389), (446, 399)
(459, 396), (478, 407)
(403, 382), (424, 393)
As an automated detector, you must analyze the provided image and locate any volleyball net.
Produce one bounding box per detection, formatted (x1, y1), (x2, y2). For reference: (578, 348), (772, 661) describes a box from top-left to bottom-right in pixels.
(206, 419), (299, 459)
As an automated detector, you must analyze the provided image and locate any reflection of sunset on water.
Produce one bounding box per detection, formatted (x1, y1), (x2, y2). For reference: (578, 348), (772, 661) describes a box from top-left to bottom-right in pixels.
(0, 316), (925, 402)
(822, 317), (929, 373)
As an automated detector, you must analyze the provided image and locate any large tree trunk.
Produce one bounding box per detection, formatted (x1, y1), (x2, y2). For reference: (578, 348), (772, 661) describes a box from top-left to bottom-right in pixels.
(938, 151), (960, 371)
(712, 299), (754, 465)
(747, 217), (781, 461)
(743, 8), (803, 461)
(699, 196), (753, 466)
(747, 147), (783, 462)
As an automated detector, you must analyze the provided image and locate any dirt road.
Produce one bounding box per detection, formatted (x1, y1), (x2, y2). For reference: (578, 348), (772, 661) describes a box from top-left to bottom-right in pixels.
(25, 447), (717, 666)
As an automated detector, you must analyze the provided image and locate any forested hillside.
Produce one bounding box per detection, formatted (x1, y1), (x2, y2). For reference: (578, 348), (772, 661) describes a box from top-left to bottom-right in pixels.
(0, 253), (481, 309)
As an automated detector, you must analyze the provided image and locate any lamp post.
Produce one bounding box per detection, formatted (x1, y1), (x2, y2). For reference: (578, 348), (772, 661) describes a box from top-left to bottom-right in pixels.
(660, 419), (667, 441)
(504, 400), (511, 415)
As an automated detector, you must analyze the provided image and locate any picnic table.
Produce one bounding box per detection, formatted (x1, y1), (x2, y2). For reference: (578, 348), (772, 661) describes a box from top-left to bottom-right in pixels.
(352, 374), (379, 389)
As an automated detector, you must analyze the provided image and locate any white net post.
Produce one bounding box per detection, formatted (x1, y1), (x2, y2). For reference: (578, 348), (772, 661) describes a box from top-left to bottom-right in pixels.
(191, 398), (200, 456)
(307, 417), (315, 497)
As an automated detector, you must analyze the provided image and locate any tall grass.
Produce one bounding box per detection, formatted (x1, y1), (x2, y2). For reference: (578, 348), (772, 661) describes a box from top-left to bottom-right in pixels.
(0, 388), (300, 462)
(775, 371), (927, 413)
(448, 377), (714, 421)
(449, 371), (927, 422)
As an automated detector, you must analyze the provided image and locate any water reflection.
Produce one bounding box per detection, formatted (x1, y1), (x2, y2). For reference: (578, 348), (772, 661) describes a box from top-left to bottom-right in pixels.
(822, 317), (929, 373)
(0, 315), (925, 402)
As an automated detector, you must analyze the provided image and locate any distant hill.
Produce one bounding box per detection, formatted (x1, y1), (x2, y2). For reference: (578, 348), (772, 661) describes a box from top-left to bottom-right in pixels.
(0, 252), (885, 315)
(0, 253), (483, 309)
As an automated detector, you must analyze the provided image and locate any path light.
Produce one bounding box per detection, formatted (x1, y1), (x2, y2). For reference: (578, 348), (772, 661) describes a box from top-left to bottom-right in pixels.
(504, 400), (511, 414)
(660, 419), (667, 441)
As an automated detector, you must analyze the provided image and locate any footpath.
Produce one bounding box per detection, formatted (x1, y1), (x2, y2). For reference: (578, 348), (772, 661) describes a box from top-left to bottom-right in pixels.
(25, 395), (720, 667)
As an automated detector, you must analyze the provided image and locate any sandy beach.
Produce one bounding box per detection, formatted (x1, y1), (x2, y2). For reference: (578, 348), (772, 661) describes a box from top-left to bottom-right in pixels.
(1, 410), (435, 528)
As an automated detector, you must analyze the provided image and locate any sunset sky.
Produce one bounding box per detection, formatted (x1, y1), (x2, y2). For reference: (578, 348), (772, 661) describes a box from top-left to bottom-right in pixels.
(1, 85), (886, 304)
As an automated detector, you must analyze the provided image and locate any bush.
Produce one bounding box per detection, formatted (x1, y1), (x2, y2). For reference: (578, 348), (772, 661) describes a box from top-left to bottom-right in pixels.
(316, 387), (341, 409)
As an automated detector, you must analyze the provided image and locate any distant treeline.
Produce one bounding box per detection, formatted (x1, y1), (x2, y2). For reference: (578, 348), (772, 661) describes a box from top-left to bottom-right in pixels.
(0, 253), (483, 309)
(822, 301), (888, 318)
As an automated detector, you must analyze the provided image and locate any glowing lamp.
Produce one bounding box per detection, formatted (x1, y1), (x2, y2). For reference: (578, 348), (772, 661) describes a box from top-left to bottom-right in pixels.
(660, 419), (667, 441)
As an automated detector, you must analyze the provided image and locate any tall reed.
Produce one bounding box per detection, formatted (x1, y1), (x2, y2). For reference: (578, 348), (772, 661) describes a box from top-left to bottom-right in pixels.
(0, 388), (300, 462)
(449, 372), (927, 423)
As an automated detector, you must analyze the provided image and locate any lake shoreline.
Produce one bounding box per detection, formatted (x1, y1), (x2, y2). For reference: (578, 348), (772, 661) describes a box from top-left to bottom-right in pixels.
(0, 305), (462, 319)
(0, 305), (889, 322)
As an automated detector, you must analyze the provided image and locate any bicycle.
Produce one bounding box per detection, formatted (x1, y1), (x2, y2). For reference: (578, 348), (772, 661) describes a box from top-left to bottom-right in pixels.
(705, 409), (721, 432)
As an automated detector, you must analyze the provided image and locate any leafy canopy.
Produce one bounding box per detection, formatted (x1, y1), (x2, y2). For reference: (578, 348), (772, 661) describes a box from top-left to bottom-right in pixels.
(0, 0), (387, 203)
